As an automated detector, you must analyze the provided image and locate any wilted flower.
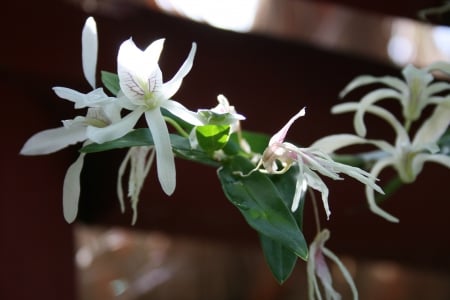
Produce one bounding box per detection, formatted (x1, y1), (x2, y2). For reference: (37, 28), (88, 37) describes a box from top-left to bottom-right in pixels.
(117, 146), (155, 225)
(307, 229), (358, 300)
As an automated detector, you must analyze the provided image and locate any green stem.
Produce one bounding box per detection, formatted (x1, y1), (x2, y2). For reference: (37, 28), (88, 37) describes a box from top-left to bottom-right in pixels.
(164, 116), (190, 138)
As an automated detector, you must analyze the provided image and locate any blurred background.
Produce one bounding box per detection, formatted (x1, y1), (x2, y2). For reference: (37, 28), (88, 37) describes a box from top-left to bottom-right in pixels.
(2, 0), (450, 299)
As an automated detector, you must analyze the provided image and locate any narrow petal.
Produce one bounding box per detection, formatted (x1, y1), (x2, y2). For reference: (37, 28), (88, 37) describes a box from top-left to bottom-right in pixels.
(322, 247), (358, 300)
(20, 125), (87, 155)
(425, 81), (450, 96)
(162, 99), (203, 125)
(63, 152), (86, 223)
(161, 42), (197, 99)
(304, 169), (331, 219)
(365, 158), (399, 222)
(269, 108), (306, 145)
(339, 74), (406, 98)
(411, 153), (450, 178)
(86, 108), (144, 144)
(117, 149), (133, 213)
(310, 134), (368, 153)
(82, 17), (98, 89)
(145, 109), (176, 195)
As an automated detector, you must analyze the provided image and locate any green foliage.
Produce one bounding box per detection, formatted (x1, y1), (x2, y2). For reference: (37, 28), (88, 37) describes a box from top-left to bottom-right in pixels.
(101, 71), (120, 96)
(218, 156), (308, 283)
(195, 125), (230, 152)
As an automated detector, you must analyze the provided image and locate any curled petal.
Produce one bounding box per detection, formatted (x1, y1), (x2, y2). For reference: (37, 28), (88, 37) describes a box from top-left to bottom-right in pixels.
(339, 74), (406, 98)
(304, 169), (331, 219)
(63, 152), (86, 223)
(269, 108), (306, 145)
(411, 153), (450, 180)
(310, 134), (368, 153)
(20, 125), (87, 155)
(86, 108), (144, 144)
(365, 158), (399, 222)
(145, 109), (176, 195)
(161, 42), (197, 99)
(82, 17), (98, 89)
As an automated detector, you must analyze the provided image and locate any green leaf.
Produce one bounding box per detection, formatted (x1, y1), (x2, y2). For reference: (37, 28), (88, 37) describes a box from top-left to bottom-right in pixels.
(80, 128), (220, 167)
(218, 156), (308, 261)
(196, 125), (230, 152)
(101, 71), (120, 96)
(259, 234), (298, 284)
(242, 131), (270, 154)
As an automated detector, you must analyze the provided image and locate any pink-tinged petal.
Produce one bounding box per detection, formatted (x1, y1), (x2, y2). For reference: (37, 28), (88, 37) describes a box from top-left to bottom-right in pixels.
(161, 42), (197, 99)
(82, 17), (98, 89)
(162, 100), (203, 125)
(20, 125), (87, 155)
(269, 108), (306, 146)
(63, 152), (86, 223)
(145, 109), (176, 195)
(86, 108), (144, 144)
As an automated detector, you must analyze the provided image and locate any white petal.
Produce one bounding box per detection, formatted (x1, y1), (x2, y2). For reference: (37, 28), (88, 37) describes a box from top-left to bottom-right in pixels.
(63, 152), (86, 223)
(413, 104), (450, 147)
(86, 108), (144, 144)
(310, 134), (367, 153)
(269, 108), (306, 145)
(304, 169), (331, 219)
(412, 153), (450, 179)
(145, 109), (176, 195)
(162, 100), (203, 125)
(161, 42), (197, 99)
(339, 74), (406, 98)
(365, 158), (399, 222)
(118, 38), (164, 101)
(20, 125), (87, 155)
(82, 17), (98, 89)
(53, 87), (114, 109)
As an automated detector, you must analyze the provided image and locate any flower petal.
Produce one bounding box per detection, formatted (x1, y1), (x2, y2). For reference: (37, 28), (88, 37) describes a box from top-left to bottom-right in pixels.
(162, 99), (203, 125)
(82, 17), (98, 89)
(310, 134), (368, 154)
(269, 108), (306, 145)
(145, 109), (176, 195)
(365, 158), (399, 222)
(20, 125), (87, 155)
(161, 42), (197, 99)
(53, 87), (113, 109)
(86, 107), (144, 143)
(117, 38), (163, 102)
(413, 104), (450, 148)
(63, 152), (86, 223)
(339, 74), (406, 98)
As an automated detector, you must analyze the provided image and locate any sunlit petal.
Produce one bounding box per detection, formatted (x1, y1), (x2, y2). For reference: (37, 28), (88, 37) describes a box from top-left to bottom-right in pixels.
(20, 125), (87, 155)
(53, 87), (113, 109)
(161, 42), (197, 99)
(339, 74), (406, 98)
(310, 134), (367, 153)
(413, 104), (450, 147)
(145, 109), (176, 195)
(86, 108), (144, 143)
(63, 152), (86, 223)
(162, 100), (203, 125)
(82, 17), (98, 89)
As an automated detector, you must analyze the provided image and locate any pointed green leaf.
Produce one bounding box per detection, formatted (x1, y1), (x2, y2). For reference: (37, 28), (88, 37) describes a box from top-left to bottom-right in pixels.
(218, 156), (308, 260)
(101, 71), (120, 96)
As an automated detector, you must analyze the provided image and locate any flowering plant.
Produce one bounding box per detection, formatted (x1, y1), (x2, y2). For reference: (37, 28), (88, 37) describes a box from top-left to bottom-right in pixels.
(20, 17), (450, 299)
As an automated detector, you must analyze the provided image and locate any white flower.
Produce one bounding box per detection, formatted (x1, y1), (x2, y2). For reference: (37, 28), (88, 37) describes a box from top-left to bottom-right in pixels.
(307, 229), (358, 300)
(20, 17), (119, 223)
(251, 108), (383, 219)
(330, 102), (450, 222)
(87, 38), (202, 196)
(117, 146), (155, 225)
(339, 64), (450, 135)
